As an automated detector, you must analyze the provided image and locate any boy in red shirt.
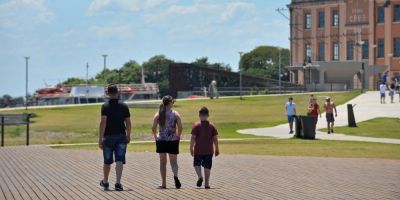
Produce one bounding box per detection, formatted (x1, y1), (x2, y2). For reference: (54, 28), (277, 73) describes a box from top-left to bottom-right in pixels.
(190, 106), (220, 189)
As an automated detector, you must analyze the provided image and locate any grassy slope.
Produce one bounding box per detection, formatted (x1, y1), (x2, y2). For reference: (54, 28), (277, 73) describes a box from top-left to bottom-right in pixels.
(320, 117), (400, 139)
(0, 92), (360, 145)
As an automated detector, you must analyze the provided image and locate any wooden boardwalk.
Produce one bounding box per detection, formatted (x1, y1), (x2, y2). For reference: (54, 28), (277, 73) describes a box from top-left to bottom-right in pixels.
(0, 146), (399, 200)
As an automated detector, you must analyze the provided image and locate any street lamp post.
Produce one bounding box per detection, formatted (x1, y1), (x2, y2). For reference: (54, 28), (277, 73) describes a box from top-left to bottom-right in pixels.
(238, 51), (244, 100)
(278, 47), (282, 93)
(371, 44), (377, 90)
(24, 57), (29, 110)
(102, 54), (108, 84)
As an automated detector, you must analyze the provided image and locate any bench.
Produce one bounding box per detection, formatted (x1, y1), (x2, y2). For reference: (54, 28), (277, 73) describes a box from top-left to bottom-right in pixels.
(0, 113), (34, 147)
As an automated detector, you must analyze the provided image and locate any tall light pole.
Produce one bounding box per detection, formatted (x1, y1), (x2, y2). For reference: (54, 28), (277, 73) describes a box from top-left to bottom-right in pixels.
(102, 54), (107, 84)
(278, 47), (282, 93)
(24, 57), (29, 110)
(371, 44), (377, 90)
(86, 62), (89, 85)
(238, 51), (244, 100)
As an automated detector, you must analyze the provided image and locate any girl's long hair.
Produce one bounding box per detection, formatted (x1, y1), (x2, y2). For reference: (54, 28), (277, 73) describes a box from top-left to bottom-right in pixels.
(158, 95), (173, 128)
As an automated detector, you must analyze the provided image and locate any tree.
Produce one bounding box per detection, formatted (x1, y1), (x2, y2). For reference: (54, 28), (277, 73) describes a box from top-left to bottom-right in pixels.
(192, 57), (231, 71)
(142, 55), (174, 96)
(239, 46), (290, 81)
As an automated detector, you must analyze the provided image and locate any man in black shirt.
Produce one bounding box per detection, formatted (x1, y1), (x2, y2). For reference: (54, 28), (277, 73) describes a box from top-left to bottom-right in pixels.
(99, 85), (131, 191)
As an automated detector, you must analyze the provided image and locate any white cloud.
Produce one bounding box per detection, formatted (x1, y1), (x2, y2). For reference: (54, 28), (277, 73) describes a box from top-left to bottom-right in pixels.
(220, 1), (255, 21)
(0, 0), (55, 25)
(90, 24), (132, 39)
(87, 0), (170, 14)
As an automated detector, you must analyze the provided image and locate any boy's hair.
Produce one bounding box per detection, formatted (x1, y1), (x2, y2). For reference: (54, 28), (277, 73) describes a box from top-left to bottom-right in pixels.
(199, 106), (209, 115)
(107, 85), (118, 95)
(288, 97), (293, 101)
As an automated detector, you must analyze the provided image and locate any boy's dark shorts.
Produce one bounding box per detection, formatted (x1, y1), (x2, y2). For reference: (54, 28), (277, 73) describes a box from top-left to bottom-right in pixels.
(193, 155), (213, 169)
(326, 113), (335, 122)
(103, 134), (127, 165)
(156, 140), (179, 154)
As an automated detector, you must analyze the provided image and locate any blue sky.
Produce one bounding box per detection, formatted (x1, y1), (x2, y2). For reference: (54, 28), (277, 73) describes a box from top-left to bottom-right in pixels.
(0, 0), (291, 97)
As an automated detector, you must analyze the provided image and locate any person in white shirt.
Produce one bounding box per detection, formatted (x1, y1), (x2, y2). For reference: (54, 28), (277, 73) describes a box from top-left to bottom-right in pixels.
(285, 97), (296, 134)
(379, 82), (386, 104)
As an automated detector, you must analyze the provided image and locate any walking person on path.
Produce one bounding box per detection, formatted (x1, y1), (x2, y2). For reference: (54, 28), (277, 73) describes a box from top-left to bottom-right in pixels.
(99, 85), (131, 191)
(308, 97), (321, 124)
(284, 97), (296, 134)
(380, 82), (386, 104)
(152, 95), (183, 189)
(190, 107), (220, 189)
(389, 81), (396, 104)
(324, 97), (337, 134)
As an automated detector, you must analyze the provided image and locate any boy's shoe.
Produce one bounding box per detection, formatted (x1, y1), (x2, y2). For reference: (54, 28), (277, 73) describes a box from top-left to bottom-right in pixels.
(115, 183), (123, 191)
(328, 131), (331, 134)
(158, 186), (167, 189)
(174, 176), (182, 189)
(205, 186), (211, 189)
(331, 129), (334, 133)
(196, 177), (203, 187)
(289, 130), (294, 134)
(100, 180), (109, 190)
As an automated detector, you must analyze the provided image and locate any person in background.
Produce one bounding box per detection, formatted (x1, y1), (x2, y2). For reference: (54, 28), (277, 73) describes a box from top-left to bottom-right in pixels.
(389, 81), (396, 104)
(152, 95), (183, 189)
(308, 97), (321, 124)
(285, 97), (296, 134)
(208, 80), (219, 99)
(379, 82), (386, 104)
(99, 85), (131, 191)
(324, 97), (337, 134)
(396, 79), (400, 102)
(190, 107), (219, 189)
(382, 71), (388, 89)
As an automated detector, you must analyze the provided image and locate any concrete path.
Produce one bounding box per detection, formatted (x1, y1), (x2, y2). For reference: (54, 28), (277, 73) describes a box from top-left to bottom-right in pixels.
(1, 146), (399, 199)
(238, 91), (400, 144)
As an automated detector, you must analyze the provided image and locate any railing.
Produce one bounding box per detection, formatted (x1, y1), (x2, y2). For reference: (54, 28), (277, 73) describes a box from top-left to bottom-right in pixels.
(0, 113), (34, 147)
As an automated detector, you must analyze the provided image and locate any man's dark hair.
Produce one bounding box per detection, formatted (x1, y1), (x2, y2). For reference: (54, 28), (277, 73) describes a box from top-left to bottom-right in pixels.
(107, 85), (118, 95)
(199, 106), (209, 115)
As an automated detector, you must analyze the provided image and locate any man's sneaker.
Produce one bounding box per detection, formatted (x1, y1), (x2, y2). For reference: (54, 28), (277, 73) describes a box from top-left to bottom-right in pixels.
(328, 131), (331, 134)
(196, 177), (203, 187)
(115, 183), (123, 191)
(174, 176), (181, 189)
(331, 129), (334, 133)
(100, 180), (109, 190)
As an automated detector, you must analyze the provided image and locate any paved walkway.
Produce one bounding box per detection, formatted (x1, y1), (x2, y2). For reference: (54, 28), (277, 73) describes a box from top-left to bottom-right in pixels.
(0, 146), (399, 199)
(238, 91), (400, 144)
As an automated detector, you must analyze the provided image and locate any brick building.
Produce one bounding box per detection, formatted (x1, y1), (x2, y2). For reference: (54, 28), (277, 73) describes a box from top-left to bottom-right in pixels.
(287, 0), (400, 90)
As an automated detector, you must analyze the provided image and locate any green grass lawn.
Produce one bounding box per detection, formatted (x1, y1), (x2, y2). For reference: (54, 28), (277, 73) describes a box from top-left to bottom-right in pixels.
(320, 117), (400, 139)
(53, 138), (400, 160)
(0, 92), (360, 145)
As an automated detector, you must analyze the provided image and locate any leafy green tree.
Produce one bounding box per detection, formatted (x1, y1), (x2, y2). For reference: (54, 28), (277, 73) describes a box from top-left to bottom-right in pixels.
(239, 46), (290, 80)
(142, 55), (174, 96)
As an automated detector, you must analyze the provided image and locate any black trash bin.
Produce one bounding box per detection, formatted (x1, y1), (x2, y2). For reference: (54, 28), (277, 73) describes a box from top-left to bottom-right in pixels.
(298, 116), (317, 139)
(294, 115), (302, 138)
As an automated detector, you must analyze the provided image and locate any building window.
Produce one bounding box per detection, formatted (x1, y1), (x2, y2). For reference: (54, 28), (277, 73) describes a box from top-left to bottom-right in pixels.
(305, 13), (312, 29)
(347, 41), (354, 60)
(318, 42), (325, 61)
(362, 40), (369, 59)
(332, 10), (339, 26)
(378, 39), (384, 58)
(394, 5), (400, 22)
(377, 6), (384, 23)
(394, 38), (400, 57)
(332, 42), (339, 61)
(305, 43), (312, 62)
(318, 11), (325, 28)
